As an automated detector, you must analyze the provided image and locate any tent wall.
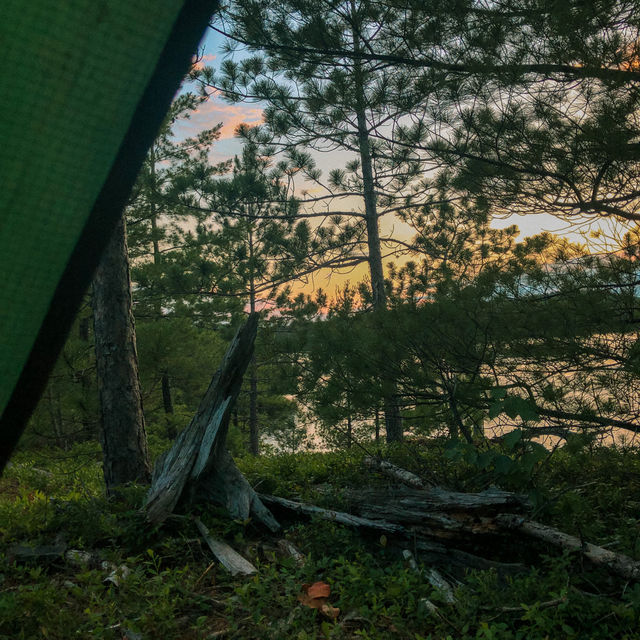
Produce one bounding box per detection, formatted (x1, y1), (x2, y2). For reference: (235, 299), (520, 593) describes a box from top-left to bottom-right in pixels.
(0, 0), (219, 470)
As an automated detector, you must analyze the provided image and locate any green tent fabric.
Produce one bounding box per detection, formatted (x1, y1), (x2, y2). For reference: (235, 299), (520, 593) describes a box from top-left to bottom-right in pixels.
(0, 0), (219, 470)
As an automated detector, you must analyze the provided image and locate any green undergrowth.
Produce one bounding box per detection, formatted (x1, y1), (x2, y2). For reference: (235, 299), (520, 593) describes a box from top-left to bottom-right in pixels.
(1, 442), (640, 639)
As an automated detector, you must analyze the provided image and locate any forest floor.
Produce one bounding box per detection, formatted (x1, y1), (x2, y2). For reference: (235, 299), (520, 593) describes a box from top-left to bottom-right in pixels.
(2, 439), (640, 639)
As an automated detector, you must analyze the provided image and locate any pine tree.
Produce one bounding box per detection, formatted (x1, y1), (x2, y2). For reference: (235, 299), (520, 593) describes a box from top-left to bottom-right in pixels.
(195, 0), (454, 440)
(363, 1), (640, 226)
(167, 141), (320, 453)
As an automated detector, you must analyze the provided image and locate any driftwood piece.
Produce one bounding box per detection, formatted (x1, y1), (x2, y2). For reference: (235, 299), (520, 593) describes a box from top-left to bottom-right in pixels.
(363, 457), (426, 489)
(193, 449), (280, 532)
(260, 494), (405, 534)
(261, 488), (532, 577)
(144, 315), (279, 531)
(497, 514), (640, 582)
(277, 539), (305, 565)
(403, 549), (456, 603)
(194, 517), (257, 576)
(425, 567), (456, 603)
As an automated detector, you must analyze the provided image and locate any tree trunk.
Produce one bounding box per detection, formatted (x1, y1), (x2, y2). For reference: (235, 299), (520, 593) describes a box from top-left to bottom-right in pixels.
(351, 13), (403, 442)
(92, 216), (150, 494)
(161, 369), (174, 415)
(352, 78), (386, 310)
(247, 231), (260, 456)
(149, 144), (162, 267)
(248, 357), (259, 455)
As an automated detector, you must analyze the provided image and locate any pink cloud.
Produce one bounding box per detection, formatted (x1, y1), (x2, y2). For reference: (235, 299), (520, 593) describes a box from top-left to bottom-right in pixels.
(191, 53), (217, 71)
(192, 98), (264, 139)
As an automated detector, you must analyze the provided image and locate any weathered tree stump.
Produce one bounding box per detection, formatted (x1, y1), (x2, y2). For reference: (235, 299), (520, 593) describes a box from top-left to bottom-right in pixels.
(143, 314), (279, 531)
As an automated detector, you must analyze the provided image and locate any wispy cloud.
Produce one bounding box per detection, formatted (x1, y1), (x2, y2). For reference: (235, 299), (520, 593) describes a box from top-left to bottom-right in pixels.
(191, 53), (217, 71)
(178, 97), (264, 141)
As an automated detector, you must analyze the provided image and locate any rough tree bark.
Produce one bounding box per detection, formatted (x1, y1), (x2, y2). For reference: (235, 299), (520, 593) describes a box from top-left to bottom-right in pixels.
(92, 216), (150, 493)
(248, 356), (259, 455)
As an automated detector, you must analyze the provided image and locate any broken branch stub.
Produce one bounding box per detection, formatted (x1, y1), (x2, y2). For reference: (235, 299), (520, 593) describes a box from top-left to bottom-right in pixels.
(363, 457), (426, 488)
(194, 517), (257, 576)
(144, 314), (279, 531)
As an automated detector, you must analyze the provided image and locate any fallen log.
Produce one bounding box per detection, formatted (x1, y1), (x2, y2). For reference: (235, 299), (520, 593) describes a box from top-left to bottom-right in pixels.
(349, 486), (529, 520)
(260, 494), (405, 534)
(144, 314), (279, 531)
(497, 514), (640, 582)
(260, 491), (528, 577)
(345, 486), (529, 542)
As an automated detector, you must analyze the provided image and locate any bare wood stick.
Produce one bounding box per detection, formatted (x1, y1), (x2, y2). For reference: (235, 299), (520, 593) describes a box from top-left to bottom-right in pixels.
(194, 517), (257, 576)
(364, 457), (426, 488)
(260, 494), (405, 534)
(497, 514), (640, 581)
(403, 550), (456, 604)
(277, 539), (305, 565)
(426, 568), (456, 604)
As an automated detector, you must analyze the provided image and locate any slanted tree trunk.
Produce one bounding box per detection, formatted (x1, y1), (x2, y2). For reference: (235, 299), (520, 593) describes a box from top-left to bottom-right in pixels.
(93, 216), (150, 494)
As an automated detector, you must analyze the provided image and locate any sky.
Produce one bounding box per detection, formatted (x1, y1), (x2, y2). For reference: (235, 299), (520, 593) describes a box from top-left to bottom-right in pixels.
(170, 25), (616, 296)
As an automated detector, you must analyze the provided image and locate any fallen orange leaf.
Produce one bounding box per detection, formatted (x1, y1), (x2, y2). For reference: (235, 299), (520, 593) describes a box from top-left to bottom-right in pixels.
(298, 581), (339, 619)
(307, 581), (331, 599)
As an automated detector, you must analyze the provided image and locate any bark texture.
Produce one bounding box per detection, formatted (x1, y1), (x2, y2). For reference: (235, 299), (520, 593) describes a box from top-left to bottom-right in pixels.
(92, 217), (150, 493)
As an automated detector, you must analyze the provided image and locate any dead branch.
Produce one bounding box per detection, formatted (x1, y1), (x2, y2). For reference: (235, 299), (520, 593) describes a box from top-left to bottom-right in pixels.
(497, 514), (640, 582)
